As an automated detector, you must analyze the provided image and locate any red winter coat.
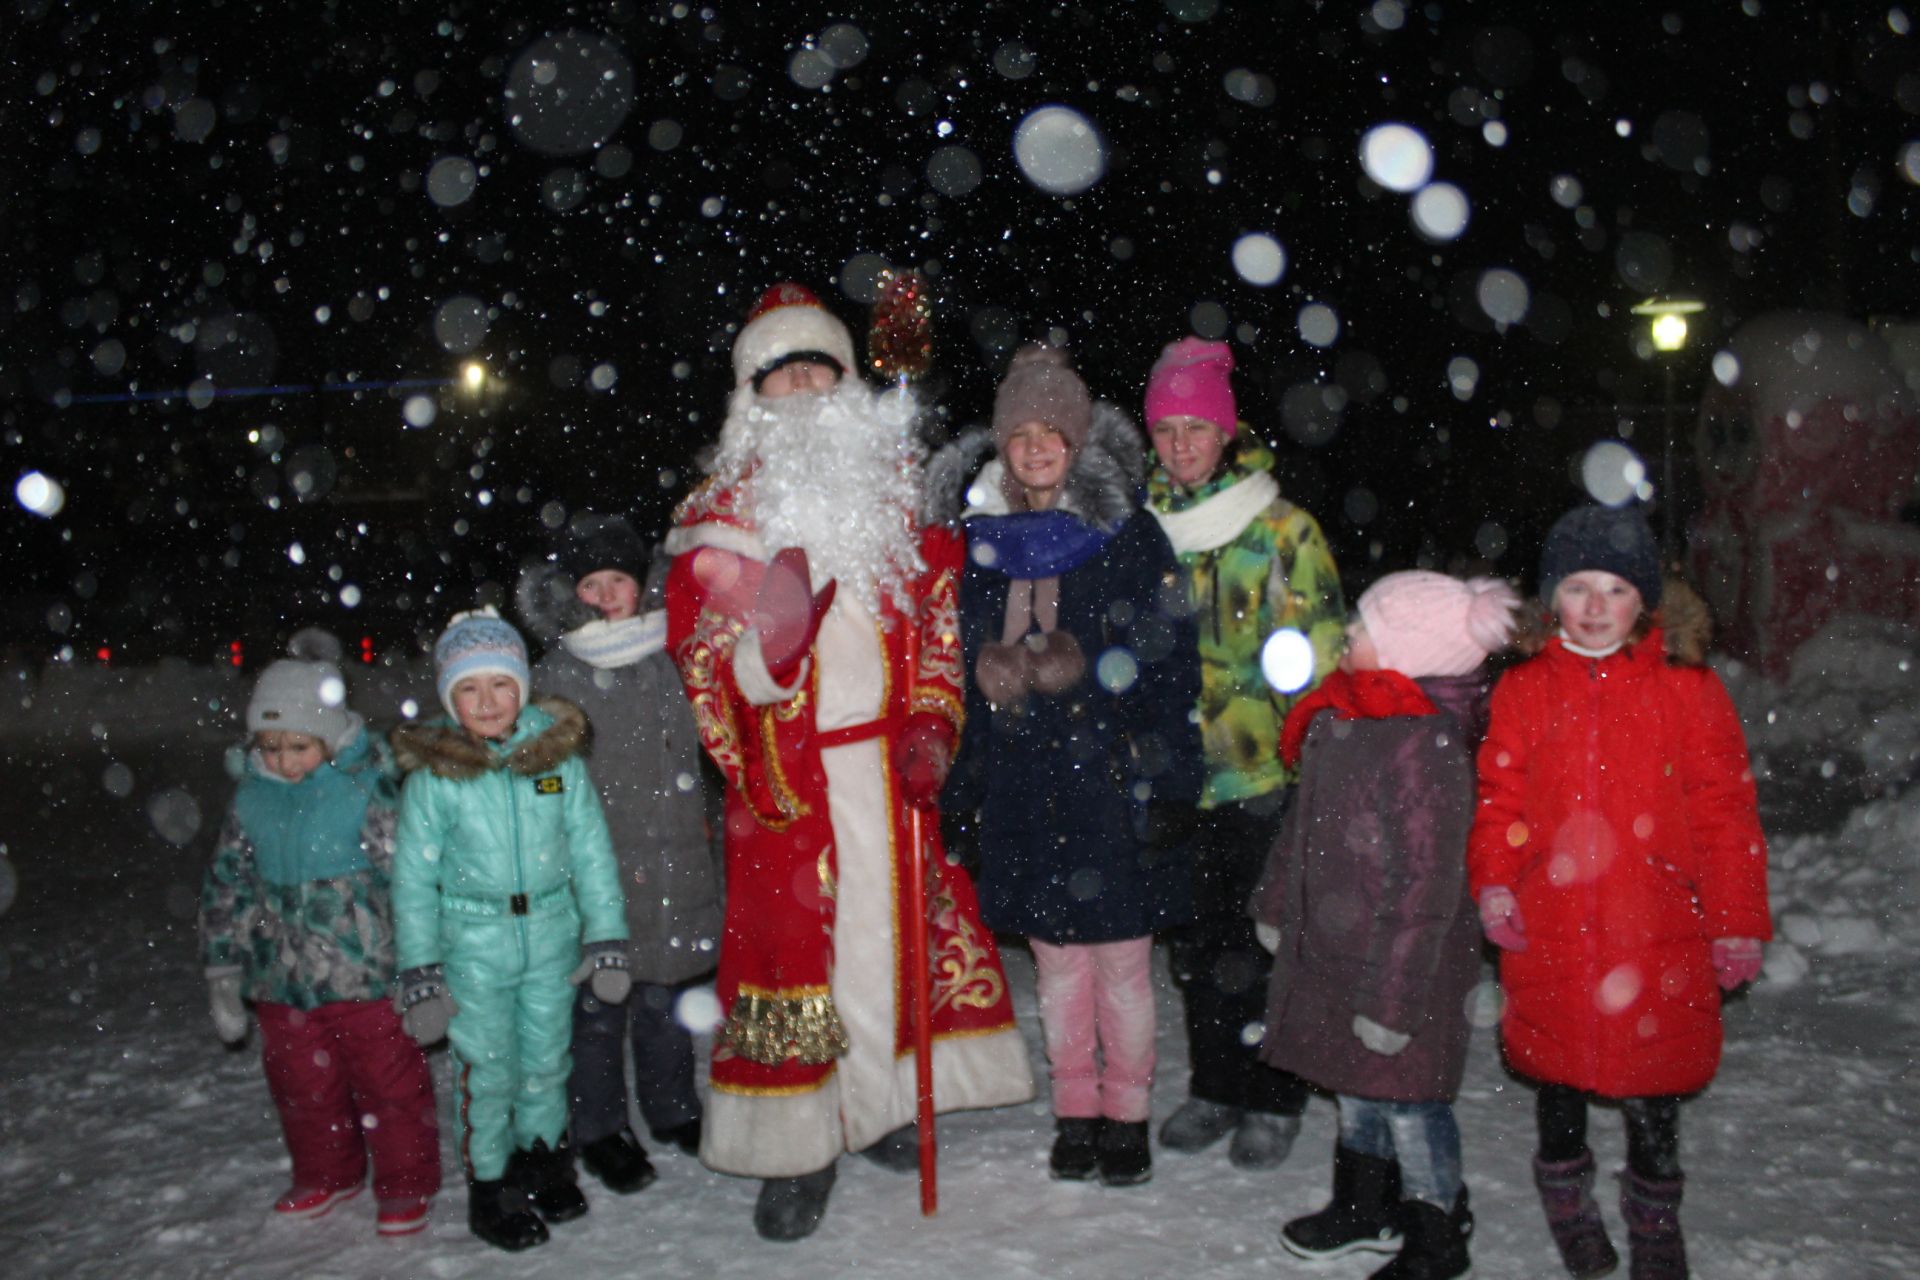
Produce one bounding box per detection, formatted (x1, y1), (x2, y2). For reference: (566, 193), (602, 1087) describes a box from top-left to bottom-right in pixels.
(1468, 627), (1771, 1098)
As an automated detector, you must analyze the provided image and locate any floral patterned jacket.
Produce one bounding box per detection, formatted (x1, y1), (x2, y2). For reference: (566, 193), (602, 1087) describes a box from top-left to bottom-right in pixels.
(198, 737), (402, 1009)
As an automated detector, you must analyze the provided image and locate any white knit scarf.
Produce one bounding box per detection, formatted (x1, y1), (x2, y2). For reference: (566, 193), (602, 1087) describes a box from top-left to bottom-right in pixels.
(1149, 469), (1281, 555)
(560, 611), (668, 670)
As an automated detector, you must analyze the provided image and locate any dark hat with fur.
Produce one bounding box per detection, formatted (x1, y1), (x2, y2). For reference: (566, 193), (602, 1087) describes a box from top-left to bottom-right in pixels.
(1539, 503), (1663, 608)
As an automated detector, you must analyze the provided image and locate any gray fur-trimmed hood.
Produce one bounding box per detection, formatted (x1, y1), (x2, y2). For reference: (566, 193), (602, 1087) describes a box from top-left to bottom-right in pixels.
(923, 401), (1147, 532)
(392, 695), (591, 781)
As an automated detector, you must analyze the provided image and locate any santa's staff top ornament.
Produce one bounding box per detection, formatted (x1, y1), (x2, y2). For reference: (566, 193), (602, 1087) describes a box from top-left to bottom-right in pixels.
(868, 268), (934, 387)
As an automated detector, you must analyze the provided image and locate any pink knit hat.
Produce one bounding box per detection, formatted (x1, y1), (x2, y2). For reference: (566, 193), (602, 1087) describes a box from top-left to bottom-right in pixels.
(1355, 571), (1521, 679)
(1144, 337), (1237, 436)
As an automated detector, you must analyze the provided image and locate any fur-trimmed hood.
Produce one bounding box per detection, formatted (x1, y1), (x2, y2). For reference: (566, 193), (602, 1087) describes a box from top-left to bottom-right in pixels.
(391, 696), (590, 781)
(1514, 575), (1714, 665)
(923, 401), (1146, 531)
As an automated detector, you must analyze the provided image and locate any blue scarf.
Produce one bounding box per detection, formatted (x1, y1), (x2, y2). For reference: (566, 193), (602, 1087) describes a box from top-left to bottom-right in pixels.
(962, 510), (1113, 580)
(233, 728), (388, 886)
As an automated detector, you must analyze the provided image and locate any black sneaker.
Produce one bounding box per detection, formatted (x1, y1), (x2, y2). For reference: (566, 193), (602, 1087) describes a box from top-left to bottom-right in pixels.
(650, 1117), (703, 1157)
(1049, 1117), (1104, 1181)
(467, 1178), (548, 1252)
(581, 1127), (658, 1195)
(510, 1139), (590, 1223)
(1098, 1120), (1153, 1187)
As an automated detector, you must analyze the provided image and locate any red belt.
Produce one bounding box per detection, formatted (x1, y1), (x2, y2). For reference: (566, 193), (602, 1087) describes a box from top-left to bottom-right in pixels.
(815, 712), (903, 750)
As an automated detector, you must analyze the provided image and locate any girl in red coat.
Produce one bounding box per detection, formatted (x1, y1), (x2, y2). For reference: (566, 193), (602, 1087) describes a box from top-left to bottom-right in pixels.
(1469, 504), (1771, 1280)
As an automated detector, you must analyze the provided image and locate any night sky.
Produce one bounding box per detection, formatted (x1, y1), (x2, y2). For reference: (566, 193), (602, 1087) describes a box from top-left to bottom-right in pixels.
(3, 0), (1915, 661)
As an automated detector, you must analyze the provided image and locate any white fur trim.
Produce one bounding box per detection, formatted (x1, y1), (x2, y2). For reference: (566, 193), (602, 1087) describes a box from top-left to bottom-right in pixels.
(733, 629), (809, 706)
(732, 304), (858, 387)
(663, 519), (767, 559)
(1149, 470), (1281, 555)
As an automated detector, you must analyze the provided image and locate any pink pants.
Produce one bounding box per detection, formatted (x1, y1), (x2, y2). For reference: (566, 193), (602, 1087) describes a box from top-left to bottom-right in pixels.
(1029, 936), (1156, 1123)
(258, 999), (441, 1201)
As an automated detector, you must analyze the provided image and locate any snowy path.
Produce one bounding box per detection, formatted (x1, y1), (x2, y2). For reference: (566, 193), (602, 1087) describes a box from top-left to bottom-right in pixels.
(2, 667), (1917, 1278)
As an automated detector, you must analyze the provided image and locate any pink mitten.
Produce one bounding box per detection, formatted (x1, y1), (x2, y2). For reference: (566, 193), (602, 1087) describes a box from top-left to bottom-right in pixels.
(1711, 936), (1763, 990)
(1478, 886), (1529, 952)
(753, 547), (837, 682)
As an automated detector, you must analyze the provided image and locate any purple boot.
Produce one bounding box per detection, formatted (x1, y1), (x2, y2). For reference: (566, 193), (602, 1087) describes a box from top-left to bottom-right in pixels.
(1533, 1151), (1620, 1278)
(1620, 1170), (1687, 1280)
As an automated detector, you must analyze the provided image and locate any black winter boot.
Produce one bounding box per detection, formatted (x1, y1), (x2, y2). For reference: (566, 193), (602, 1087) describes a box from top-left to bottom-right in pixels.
(510, 1139), (588, 1224)
(857, 1123), (921, 1175)
(580, 1127), (658, 1195)
(1097, 1120), (1152, 1187)
(1534, 1150), (1620, 1278)
(1620, 1170), (1687, 1280)
(467, 1177), (548, 1251)
(1369, 1189), (1472, 1280)
(1281, 1143), (1404, 1259)
(1049, 1117), (1104, 1181)
(754, 1163), (837, 1242)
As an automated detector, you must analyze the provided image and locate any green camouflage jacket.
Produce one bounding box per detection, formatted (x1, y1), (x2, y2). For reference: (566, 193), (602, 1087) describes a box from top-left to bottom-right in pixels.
(1147, 442), (1345, 808)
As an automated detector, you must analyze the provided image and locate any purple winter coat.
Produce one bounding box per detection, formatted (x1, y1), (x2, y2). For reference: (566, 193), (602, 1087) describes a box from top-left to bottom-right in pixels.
(1250, 672), (1487, 1103)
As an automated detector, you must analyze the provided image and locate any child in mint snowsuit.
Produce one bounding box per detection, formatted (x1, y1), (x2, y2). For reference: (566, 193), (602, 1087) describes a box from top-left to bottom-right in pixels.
(199, 650), (441, 1235)
(391, 609), (631, 1252)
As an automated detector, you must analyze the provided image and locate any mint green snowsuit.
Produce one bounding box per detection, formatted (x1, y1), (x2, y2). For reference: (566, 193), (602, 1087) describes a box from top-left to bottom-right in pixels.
(391, 699), (626, 1181)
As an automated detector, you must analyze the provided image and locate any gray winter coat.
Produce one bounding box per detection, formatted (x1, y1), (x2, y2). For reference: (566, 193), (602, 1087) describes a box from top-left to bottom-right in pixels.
(521, 558), (722, 986)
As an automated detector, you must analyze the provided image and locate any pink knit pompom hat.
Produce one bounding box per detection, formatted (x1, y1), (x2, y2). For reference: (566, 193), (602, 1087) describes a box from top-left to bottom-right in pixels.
(1144, 336), (1237, 435)
(1355, 571), (1522, 678)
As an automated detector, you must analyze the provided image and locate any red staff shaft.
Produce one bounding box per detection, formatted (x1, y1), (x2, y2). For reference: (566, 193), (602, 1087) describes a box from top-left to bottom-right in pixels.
(901, 619), (938, 1215)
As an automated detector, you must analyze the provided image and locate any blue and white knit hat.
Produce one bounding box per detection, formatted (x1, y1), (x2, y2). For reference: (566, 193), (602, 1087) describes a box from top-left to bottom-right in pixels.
(434, 607), (530, 717)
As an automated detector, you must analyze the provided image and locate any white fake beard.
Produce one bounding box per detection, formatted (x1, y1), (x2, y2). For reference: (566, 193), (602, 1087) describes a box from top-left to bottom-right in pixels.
(709, 380), (927, 616)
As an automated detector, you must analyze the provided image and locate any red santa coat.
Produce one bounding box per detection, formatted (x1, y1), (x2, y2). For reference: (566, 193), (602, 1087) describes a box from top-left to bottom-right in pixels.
(664, 476), (1032, 1177)
(1468, 629), (1771, 1098)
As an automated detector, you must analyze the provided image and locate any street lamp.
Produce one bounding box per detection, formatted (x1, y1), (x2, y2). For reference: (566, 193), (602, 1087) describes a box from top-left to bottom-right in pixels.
(1630, 296), (1705, 559)
(460, 360), (489, 394)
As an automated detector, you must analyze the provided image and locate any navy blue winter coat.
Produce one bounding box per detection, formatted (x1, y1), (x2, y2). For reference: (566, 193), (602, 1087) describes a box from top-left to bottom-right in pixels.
(938, 417), (1204, 945)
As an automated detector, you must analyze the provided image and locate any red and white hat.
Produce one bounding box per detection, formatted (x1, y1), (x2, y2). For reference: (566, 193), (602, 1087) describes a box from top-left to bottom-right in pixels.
(731, 283), (858, 389)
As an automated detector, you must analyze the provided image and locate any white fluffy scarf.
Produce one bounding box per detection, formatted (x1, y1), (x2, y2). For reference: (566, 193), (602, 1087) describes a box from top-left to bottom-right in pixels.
(560, 611), (668, 669)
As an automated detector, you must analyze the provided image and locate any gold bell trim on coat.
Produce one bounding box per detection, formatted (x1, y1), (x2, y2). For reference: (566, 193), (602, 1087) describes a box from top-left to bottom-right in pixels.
(719, 988), (851, 1067)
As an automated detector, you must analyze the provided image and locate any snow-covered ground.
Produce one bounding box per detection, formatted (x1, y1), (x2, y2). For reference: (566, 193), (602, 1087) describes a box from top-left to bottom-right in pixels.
(2, 624), (1917, 1279)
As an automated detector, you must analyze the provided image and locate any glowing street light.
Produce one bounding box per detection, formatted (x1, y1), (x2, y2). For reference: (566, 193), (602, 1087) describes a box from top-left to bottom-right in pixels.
(1630, 296), (1706, 557)
(1650, 312), (1689, 352)
(461, 361), (489, 394)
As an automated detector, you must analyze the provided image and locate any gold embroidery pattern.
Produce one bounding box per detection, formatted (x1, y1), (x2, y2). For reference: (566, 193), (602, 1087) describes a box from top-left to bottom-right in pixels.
(677, 610), (748, 785)
(818, 846), (836, 904)
(911, 686), (965, 731)
(931, 913), (1006, 1015)
(757, 705), (812, 829)
(918, 569), (965, 694)
(717, 985), (850, 1066)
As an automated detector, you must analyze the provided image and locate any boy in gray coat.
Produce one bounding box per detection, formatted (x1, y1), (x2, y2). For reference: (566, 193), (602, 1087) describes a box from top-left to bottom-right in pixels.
(518, 513), (723, 1192)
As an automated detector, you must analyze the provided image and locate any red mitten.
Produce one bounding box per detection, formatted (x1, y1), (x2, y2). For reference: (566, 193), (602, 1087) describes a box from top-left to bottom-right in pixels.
(894, 712), (952, 809)
(753, 547), (837, 682)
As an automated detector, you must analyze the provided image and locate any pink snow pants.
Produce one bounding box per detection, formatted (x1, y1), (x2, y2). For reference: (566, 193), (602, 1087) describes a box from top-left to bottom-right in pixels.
(1029, 936), (1156, 1123)
(258, 999), (441, 1200)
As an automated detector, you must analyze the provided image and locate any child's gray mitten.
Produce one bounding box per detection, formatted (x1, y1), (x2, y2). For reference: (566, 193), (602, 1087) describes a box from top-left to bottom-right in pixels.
(206, 967), (249, 1045)
(395, 965), (457, 1044)
(1352, 1014), (1411, 1057)
(570, 940), (632, 1005)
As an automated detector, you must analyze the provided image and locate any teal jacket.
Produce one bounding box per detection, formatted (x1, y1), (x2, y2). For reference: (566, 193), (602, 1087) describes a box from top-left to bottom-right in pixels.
(199, 724), (403, 1009)
(390, 698), (627, 974)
